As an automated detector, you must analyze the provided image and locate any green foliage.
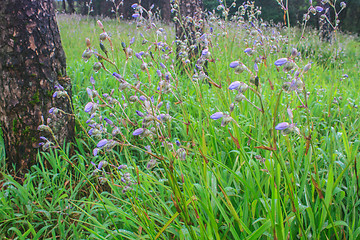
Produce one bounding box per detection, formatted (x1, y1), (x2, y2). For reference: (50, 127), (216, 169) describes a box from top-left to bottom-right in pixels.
(1, 10), (360, 240)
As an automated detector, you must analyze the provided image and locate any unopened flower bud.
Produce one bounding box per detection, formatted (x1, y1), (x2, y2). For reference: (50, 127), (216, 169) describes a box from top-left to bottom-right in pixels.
(229, 103), (235, 112)
(93, 62), (102, 72)
(99, 32), (108, 41)
(234, 93), (245, 103)
(303, 63), (312, 72)
(82, 49), (93, 62)
(291, 48), (298, 58)
(37, 124), (51, 132)
(97, 20), (104, 30)
(221, 115), (233, 127)
(147, 159), (157, 169)
(274, 58), (288, 66)
(129, 95), (138, 102)
(126, 47), (133, 57)
(309, 6), (316, 15)
(140, 63), (148, 71)
(100, 42), (108, 54)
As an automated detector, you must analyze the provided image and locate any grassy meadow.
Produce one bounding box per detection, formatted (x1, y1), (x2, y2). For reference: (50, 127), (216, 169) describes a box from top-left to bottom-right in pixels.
(1, 5), (360, 239)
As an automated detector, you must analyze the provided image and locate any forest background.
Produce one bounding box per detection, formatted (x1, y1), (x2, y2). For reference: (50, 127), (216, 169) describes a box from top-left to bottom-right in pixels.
(55, 0), (360, 34)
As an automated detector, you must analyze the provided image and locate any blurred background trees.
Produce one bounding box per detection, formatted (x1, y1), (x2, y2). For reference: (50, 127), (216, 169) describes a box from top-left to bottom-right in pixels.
(53, 0), (359, 34)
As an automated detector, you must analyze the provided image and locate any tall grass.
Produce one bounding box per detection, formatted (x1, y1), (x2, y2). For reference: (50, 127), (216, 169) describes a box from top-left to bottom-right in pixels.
(1, 2), (360, 239)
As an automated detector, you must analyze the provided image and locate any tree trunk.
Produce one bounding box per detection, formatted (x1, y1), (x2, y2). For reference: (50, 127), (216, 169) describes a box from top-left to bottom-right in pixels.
(67, 0), (75, 14)
(62, 0), (66, 12)
(78, 0), (89, 15)
(175, 0), (204, 61)
(0, 0), (74, 174)
(160, 0), (171, 22)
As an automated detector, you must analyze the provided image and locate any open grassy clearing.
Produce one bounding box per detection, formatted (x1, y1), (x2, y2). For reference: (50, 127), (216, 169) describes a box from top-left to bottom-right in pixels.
(1, 10), (360, 239)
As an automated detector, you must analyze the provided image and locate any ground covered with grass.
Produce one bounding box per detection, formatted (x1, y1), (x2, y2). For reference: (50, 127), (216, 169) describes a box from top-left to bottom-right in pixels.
(1, 6), (360, 239)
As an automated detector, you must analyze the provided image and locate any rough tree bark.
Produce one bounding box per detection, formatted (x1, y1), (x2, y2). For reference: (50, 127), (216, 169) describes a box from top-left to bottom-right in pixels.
(0, 0), (74, 174)
(175, 0), (204, 61)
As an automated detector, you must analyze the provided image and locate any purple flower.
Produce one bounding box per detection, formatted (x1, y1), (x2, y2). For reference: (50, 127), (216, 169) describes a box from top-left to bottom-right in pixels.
(147, 159), (157, 169)
(229, 81), (241, 90)
(84, 102), (93, 113)
(49, 107), (55, 114)
(131, 3), (138, 8)
(156, 69), (162, 77)
(202, 49), (209, 56)
(52, 92), (58, 98)
(133, 128), (144, 136)
(275, 122), (290, 130)
(118, 165), (126, 170)
(113, 72), (122, 79)
(135, 53), (142, 60)
(40, 136), (47, 141)
(132, 13), (139, 18)
(88, 128), (94, 135)
(130, 37), (135, 45)
(160, 62), (166, 69)
(93, 148), (99, 156)
(175, 140), (181, 146)
(97, 139), (108, 148)
(157, 114), (165, 120)
(229, 61), (240, 68)
(254, 63), (259, 72)
(136, 110), (145, 117)
(210, 112), (223, 120)
(104, 117), (113, 125)
(145, 145), (151, 153)
(139, 95), (146, 101)
(315, 6), (323, 12)
(244, 48), (252, 53)
(98, 161), (105, 169)
(303, 63), (312, 72)
(86, 88), (92, 97)
(54, 84), (64, 90)
(90, 76), (95, 85)
(274, 58), (288, 66)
